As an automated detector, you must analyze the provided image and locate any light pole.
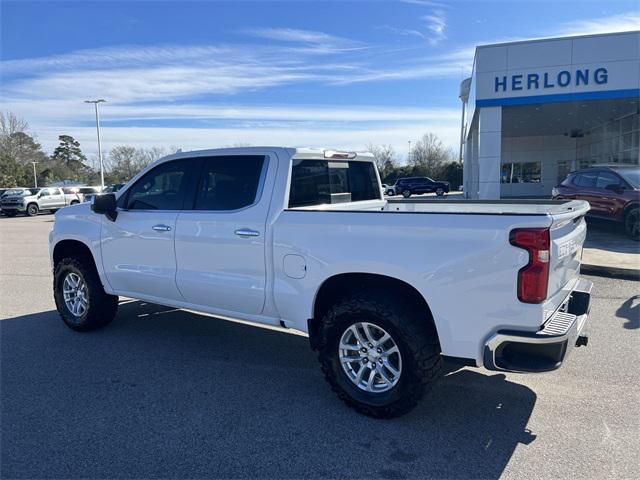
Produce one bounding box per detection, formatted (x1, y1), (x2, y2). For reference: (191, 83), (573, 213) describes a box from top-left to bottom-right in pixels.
(31, 162), (38, 188)
(407, 140), (411, 163)
(84, 99), (106, 188)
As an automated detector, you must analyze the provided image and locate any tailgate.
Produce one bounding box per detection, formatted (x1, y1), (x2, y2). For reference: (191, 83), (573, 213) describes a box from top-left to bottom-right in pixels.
(547, 201), (590, 301)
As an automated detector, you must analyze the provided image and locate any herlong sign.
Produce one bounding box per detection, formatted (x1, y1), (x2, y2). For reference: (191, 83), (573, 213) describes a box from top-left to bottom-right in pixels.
(494, 68), (608, 93)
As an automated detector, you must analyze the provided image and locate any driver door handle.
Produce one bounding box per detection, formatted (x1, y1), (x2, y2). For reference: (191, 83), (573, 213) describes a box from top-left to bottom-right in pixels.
(234, 229), (260, 237)
(152, 224), (172, 232)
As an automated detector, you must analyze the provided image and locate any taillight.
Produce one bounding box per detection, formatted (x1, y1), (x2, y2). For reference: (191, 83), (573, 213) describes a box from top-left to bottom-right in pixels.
(510, 228), (550, 303)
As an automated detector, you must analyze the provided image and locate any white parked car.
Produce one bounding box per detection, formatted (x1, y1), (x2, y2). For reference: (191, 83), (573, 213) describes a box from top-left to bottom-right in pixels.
(49, 147), (592, 417)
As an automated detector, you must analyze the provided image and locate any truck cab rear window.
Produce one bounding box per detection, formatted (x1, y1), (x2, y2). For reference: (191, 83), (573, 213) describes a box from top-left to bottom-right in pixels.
(289, 160), (380, 208)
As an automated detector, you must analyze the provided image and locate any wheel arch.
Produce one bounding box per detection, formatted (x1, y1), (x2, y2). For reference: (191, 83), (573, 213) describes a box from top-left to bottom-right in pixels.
(622, 202), (639, 220)
(309, 272), (440, 350)
(52, 239), (96, 268)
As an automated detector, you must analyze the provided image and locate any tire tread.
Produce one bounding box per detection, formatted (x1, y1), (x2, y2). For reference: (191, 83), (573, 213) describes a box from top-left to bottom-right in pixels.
(54, 256), (118, 331)
(316, 292), (441, 418)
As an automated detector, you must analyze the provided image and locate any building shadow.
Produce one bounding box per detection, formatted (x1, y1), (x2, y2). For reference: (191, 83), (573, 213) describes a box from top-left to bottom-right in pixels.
(1, 301), (537, 479)
(615, 295), (640, 330)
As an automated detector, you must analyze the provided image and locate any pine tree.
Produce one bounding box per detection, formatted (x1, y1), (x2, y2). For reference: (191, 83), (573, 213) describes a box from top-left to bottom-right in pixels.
(52, 135), (87, 166)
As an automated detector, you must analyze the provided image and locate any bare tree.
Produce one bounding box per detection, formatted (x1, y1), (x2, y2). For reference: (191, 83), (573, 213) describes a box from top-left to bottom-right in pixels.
(365, 143), (398, 179)
(107, 145), (179, 183)
(0, 111), (31, 162)
(0, 111), (28, 138)
(107, 146), (139, 182)
(409, 133), (454, 177)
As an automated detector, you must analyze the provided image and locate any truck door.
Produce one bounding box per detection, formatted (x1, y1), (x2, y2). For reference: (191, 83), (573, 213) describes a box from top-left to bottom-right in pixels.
(38, 188), (61, 209)
(175, 154), (274, 315)
(100, 158), (196, 302)
(52, 188), (66, 208)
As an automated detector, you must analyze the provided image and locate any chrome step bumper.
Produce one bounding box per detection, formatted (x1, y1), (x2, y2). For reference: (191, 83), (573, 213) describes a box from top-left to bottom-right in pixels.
(483, 278), (593, 373)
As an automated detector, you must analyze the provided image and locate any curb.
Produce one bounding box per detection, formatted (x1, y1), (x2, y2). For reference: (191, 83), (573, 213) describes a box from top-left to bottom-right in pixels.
(580, 264), (640, 281)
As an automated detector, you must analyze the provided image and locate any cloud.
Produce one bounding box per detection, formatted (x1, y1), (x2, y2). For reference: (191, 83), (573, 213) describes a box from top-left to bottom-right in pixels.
(423, 10), (447, 45)
(32, 121), (461, 159)
(241, 27), (362, 52)
(552, 11), (640, 37)
(0, 18), (473, 161)
(400, 0), (450, 8)
(381, 5), (447, 46)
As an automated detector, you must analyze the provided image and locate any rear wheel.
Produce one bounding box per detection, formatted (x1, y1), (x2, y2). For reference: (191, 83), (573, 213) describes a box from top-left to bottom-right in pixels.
(402, 190), (411, 198)
(624, 207), (639, 241)
(316, 292), (441, 418)
(54, 256), (119, 331)
(26, 203), (39, 216)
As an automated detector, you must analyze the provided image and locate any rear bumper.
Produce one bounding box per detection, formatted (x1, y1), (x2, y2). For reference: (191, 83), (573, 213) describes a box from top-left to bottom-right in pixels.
(483, 278), (593, 373)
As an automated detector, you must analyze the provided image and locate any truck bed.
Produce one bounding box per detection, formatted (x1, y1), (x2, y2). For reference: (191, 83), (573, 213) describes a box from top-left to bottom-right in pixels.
(385, 198), (587, 216)
(290, 198), (589, 219)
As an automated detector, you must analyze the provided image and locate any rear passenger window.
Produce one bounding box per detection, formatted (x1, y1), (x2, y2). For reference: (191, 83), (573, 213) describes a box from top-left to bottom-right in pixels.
(289, 160), (381, 208)
(573, 172), (597, 188)
(195, 156), (265, 211)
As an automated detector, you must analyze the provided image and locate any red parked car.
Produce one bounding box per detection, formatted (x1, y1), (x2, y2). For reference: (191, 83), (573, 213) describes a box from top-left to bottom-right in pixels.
(552, 165), (640, 240)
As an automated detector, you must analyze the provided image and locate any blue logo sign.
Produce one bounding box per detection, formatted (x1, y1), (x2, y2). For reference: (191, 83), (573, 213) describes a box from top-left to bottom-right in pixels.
(495, 68), (608, 93)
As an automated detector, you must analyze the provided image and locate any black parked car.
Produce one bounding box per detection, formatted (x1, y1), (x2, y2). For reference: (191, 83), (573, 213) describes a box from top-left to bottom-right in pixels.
(394, 177), (450, 197)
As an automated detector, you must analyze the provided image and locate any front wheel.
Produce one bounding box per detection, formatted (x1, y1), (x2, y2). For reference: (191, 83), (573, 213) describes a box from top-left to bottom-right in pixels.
(26, 203), (39, 216)
(316, 293), (441, 418)
(624, 208), (640, 241)
(54, 257), (119, 331)
(435, 187), (445, 196)
(402, 190), (411, 198)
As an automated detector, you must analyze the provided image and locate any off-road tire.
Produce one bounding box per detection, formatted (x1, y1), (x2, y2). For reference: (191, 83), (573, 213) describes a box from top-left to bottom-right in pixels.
(402, 190), (411, 198)
(26, 203), (39, 216)
(624, 207), (639, 241)
(316, 292), (441, 418)
(54, 257), (119, 331)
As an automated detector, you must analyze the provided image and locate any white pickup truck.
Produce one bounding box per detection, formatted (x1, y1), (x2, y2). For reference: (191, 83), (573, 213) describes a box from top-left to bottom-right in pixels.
(2, 187), (81, 216)
(49, 147), (593, 417)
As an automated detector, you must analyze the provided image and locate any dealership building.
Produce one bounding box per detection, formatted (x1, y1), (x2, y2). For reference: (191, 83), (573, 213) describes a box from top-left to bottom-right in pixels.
(460, 31), (640, 199)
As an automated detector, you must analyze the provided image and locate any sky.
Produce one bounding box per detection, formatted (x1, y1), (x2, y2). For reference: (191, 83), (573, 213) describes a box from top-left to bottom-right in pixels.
(1, 0), (639, 161)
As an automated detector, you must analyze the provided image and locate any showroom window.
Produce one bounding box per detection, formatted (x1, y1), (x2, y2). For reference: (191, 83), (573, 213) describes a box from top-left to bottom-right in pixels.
(501, 162), (541, 183)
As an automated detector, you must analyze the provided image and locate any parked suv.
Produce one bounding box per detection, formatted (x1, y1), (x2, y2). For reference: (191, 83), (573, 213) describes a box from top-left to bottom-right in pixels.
(552, 166), (640, 240)
(394, 177), (450, 198)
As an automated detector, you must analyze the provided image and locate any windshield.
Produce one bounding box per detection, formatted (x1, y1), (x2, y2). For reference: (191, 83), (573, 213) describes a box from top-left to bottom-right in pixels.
(103, 184), (123, 193)
(615, 168), (640, 188)
(4, 189), (36, 196)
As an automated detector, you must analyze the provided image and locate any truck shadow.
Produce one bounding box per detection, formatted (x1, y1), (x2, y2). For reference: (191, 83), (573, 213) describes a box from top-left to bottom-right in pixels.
(1, 301), (537, 479)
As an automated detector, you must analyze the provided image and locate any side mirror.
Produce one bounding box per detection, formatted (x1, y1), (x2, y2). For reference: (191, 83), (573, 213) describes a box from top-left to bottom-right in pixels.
(91, 193), (118, 221)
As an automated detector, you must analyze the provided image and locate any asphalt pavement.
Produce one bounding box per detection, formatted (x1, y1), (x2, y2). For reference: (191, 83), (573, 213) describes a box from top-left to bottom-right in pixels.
(1, 214), (639, 479)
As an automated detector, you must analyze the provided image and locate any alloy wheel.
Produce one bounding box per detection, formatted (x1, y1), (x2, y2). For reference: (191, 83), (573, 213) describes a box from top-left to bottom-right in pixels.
(63, 272), (89, 317)
(338, 322), (402, 393)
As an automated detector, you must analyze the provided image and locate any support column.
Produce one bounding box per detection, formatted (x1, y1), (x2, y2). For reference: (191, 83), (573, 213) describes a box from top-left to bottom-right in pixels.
(478, 106), (502, 199)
